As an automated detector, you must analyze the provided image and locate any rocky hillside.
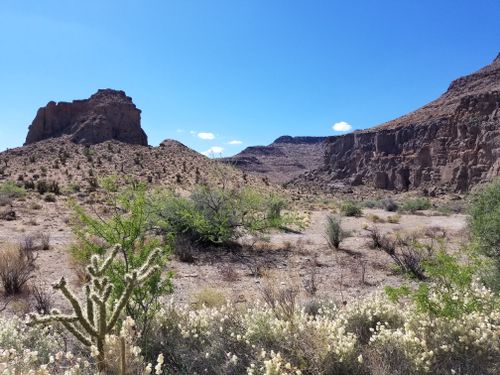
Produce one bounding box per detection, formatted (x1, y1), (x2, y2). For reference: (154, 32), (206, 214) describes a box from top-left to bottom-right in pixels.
(223, 136), (327, 184)
(295, 53), (500, 194)
(25, 89), (147, 146)
(0, 137), (275, 196)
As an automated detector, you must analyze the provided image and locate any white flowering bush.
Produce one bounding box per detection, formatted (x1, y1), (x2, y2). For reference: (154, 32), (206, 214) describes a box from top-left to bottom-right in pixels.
(139, 280), (498, 375)
(0, 316), (62, 363)
(368, 281), (500, 374)
(338, 295), (405, 345)
(0, 282), (498, 374)
(0, 316), (165, 374)
(1, 245), (499, 375)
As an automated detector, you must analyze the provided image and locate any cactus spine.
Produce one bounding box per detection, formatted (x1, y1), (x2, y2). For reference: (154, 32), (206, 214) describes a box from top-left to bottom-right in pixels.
(28, 244), (161, 372)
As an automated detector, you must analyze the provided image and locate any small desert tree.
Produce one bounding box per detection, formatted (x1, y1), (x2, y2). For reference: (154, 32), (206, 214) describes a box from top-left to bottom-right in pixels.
(71, 177), (172, 340)
(28, 244), (161, 372)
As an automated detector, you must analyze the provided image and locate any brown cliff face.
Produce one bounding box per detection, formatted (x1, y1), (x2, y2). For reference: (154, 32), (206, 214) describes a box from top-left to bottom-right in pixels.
(25, 89), (148, 146)
(296, 53), (500, 193)
(222, 136), (327, 184)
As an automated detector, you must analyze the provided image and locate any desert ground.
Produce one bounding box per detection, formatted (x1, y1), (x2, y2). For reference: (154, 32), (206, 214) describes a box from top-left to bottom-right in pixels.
(0, 192), (468, 314)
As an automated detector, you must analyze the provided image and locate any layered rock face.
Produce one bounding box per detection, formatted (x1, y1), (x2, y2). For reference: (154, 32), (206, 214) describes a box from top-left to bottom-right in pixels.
(298, 53), (500, 193)
(25, 89), (148, 146)
(223, 136), (327, 184)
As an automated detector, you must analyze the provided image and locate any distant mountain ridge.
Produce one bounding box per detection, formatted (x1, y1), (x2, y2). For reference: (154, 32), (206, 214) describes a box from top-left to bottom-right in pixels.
(222, 135), (327, 184)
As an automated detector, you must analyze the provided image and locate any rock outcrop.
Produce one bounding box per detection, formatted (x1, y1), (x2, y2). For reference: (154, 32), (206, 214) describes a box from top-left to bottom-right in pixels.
(25, 89), (148, 146)
(295, 53), (500, 193)
(223, 136), (327, 184)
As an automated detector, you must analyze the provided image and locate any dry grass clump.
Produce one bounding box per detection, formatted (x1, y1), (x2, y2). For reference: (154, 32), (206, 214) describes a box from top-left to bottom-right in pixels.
(19, 232), (50, 252)
(325, 214), (344, 250)
(192, 287), (226, 308)
(219, 264), (240, 282)
(29, 284), (53, 315)
(367, 213), (385, 223)
(369, 229), (433, 280)
(0, 243), (36, 295)
(387, 214), (401, 223)
(0, 193), (12, 207)
(260, 283), (298, 320)
(172, 235), (196, 263)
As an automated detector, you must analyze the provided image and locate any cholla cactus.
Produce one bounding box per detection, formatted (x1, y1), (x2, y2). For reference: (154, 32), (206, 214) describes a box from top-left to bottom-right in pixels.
(28, 244), (161, 372)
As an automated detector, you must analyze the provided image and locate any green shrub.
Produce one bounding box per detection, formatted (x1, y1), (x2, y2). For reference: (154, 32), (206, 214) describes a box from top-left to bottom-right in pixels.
(382, 198), (398, 212)
(325, 214), (344, 249)
(468, 180), (500, 262)
(153, 185), (291, 246)
(0, 181), (26, 199)
(363, 199), (381, 209)
(400, 197), (431, 213)
(385, 252), (486, 318)
(468, 180), (500, 289)
(35, 180), (48, 194)
(340, 200), (362, 217)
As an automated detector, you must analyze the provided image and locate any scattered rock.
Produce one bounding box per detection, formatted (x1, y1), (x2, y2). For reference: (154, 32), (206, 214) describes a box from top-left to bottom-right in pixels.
(0, 209), (16, 221)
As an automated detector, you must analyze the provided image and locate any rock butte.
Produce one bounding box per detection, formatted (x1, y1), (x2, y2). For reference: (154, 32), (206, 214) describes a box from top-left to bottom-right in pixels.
(25, 89), (148, 146)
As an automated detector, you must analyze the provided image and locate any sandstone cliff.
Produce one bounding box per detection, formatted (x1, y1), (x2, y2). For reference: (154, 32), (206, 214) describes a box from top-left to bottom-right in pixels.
(296, 53), (500, 193)
(25, 89), (148, 146)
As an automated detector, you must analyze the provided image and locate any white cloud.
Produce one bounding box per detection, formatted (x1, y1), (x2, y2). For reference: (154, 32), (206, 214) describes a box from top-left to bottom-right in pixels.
(228, 140), (243, 145)
(189, 130), (196, 135)
(197, 132), (215, 140)
(201, 146), (224, 156)
(332, 121), (352, 132)
(176, 129), (184, 133)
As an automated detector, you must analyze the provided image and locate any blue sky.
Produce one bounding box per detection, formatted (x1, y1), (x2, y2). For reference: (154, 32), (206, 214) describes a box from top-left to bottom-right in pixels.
(1, 1), (499, 155)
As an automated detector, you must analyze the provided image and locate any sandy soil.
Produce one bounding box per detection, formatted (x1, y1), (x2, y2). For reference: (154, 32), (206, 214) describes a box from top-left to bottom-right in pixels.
(168, 208), (467, 305)
(0, 196), (468, 314)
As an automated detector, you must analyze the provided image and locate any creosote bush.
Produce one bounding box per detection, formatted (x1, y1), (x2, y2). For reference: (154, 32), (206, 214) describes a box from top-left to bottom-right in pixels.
(0, 180), (26, 199)
(153, 184), (294, 246)
(382, 198), (398, 212)
(400, 197), (431, 213)
(341, 200), (363, 217)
